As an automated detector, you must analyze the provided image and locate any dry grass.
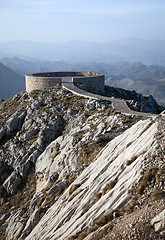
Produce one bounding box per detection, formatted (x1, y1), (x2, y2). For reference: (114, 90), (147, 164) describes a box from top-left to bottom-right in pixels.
(151, 187), (165, 200)
(68, 189), (83, 202)
(82, 179), (117, 215)
(138, 122), (153, 138)
(77, 137), (109, 169)
(137, 167), (157, 195)
(69, 184), (81, 195)
(52, 143), (61, 162)
(38, 184), (67, 208)
(0, 172), (36, 215)
(0, 231), (9, 240)
(102, 179), (118, 195)
(68, 209), (120, 240)
(121, 196), (138, 214)
(65, 172), (77, 184)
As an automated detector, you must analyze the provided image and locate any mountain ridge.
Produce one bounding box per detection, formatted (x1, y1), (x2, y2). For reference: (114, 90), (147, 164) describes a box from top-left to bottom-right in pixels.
(0, 86), (164, 239)
(1, 38), (165, 65)
(0, 63), (25, 100)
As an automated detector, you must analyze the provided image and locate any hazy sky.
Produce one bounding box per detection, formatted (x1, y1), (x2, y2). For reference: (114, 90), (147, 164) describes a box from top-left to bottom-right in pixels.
(1, 0), (165, 43)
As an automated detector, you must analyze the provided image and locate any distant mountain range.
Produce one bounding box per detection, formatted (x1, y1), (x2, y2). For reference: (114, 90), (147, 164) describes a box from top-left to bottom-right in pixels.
(1, 38), (165, 65)
(0, 57), (165, 106)
(0, 63), (25, 100)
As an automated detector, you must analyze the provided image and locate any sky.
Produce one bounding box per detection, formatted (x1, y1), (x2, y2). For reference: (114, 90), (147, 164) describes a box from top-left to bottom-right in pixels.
(1, 0), (165, 43)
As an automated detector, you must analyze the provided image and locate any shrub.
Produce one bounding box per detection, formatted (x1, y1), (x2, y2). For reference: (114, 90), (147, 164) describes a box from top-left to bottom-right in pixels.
(121, 196), (138, 214)
(77, 137), (109, 168)
(68, 189), (83, 202)
(138, 122), (152, 138)
(65, 172), (77, 184)
(155, 168), (165, 186)
(52, 143), (61, 162)
(102, 179), (118, 195)
(95, 212), (113, 226)
(137, 167), (157, 195)
(151, 187), (165, 200)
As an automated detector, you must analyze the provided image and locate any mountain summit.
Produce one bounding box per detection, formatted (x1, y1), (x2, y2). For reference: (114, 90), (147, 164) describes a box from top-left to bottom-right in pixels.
(0, 85), (164, 239)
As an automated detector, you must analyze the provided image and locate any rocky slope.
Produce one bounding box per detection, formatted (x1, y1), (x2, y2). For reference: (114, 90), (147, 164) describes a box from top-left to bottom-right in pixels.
(0, 86), (164, 240)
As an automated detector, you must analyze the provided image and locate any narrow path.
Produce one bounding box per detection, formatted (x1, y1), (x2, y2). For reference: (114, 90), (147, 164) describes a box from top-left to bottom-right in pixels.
(62, 78), (157, 118)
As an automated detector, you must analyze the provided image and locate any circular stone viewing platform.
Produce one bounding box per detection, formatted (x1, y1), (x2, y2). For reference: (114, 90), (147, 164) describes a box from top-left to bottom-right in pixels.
(25, 71), (105, 94)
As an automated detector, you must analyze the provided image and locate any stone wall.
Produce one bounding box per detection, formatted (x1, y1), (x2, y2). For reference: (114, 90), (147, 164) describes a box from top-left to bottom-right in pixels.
(73, 75), (104, 94)
(25, 72), (105, 93)
(25, 75), (62, 92)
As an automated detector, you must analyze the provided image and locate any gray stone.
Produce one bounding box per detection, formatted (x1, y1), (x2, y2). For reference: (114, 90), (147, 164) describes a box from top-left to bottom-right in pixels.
(17, 160), (31, 178)
(86, 99), (97, 111)
(22, 92), (29, 100)
(3, 172), (21, 195)
(0, 127), (5, 140)
(5, 208), (27, 240)
(31, 100), (41, 110)
(20, 207), (46, 239)
(24, 128), (39, 141)
(6, 115), (19, 132)
(47, 181), (68, 197)
(28, 149), (41, 163)
(151, 209), (165, 233)
(23, 119), (33, 130)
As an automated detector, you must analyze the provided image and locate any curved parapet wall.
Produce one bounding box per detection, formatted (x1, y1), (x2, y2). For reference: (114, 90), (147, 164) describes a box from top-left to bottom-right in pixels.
(25, 71), (157, 117)
(25, 71), (105, 94)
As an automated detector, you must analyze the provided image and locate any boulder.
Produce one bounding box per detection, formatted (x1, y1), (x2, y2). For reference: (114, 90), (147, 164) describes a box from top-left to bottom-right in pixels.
(23, 128), (39, 141)
(3, 172), (21, 196)
(6, 115), (19, 132)
(47, 181), (68, 197)
(151, 209), (165, 234)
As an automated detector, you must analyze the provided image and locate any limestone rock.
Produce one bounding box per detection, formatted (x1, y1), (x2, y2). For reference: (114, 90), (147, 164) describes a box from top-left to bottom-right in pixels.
(0, 86), (164, 240)
(4, 208), (27, 240)
(0, 127), (5, 140)
(151, 209), (165, 234)
(19, 208), (47, 239)
(3, 171), (21, 195)
(47, 181), (69, 197)
(23, 128), (39, 141)
(6, 115), (19, 132)
(25, 119), (158, 240)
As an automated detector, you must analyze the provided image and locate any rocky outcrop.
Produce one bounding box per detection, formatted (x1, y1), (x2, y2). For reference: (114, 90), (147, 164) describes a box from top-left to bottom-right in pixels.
(0, 86), (164, 240)
(25, 118), (159, 240)
(151, 209), (165, 235)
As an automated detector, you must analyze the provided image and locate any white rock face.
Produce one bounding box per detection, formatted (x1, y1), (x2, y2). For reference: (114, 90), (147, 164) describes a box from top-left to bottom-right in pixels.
(151, 209), (165, 233)
(25, 118), (158, 240)
(0, 88), (163, 240)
